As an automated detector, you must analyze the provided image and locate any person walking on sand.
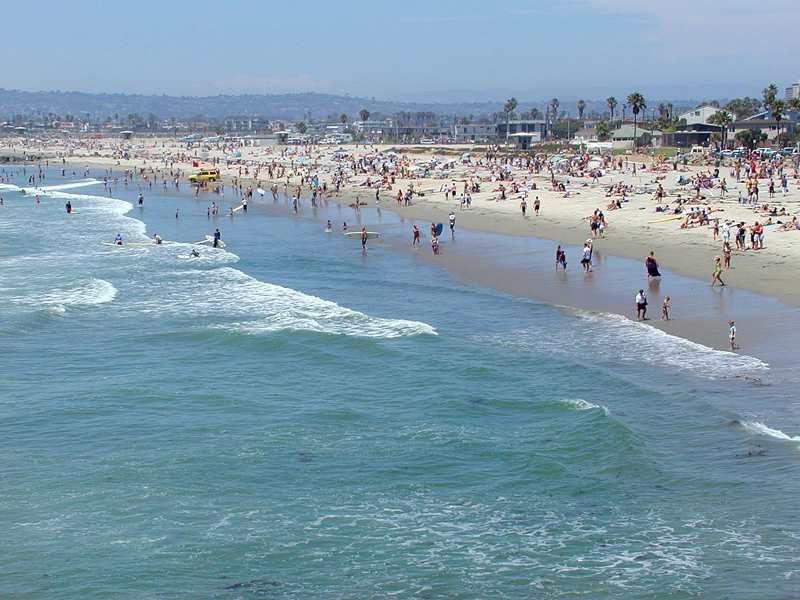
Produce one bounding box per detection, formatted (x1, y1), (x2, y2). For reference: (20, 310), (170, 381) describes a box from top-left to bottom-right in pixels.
(711, 256), (725, 286)
(661, 296), (671, 320)
(534, 196), (540, 216)
(520, 197), (527, 217)
(635, 289), (648, 321)
(728, 320), (737, 351)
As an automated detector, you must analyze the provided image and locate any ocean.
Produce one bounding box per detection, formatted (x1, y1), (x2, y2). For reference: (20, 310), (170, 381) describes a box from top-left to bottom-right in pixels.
(1, 166), (799, 599)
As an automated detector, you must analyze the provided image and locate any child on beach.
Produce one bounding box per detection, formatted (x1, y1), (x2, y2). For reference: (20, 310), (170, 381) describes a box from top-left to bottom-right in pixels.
(661, 296), (670, 321)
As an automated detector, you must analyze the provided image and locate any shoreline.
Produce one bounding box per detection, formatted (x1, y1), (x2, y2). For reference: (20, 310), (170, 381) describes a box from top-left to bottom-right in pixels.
(4, 143), (799, 369)
(29, 143), (798, 310)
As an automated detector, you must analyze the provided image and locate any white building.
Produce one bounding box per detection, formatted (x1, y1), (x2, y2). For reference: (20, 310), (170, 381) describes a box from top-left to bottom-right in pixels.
(786, 81), (800, 101)
(678, 105), (722, 126)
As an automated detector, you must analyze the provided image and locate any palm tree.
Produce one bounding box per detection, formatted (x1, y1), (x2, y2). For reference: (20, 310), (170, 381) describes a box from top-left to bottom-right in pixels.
(606, 97), (618, 123)
(550, 98), (560, 123)
(762, 84), (778, 110)
(359, 108), (370, 123)
(503, 97), (518, 146)
(769, 99), (786, 137)
(626, 92), (646, 150)
(596, 120), (610, 141)
(577, 99), (586, 120)
(708, 110), (734, 148)
(340, 113), (348, 125)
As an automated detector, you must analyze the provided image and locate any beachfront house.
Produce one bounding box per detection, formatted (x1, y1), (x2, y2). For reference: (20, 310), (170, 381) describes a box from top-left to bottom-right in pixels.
(677, 105), (721, 126)
(223, 116), (268, 133)
(453, 122), (496, 143)
(731, 110), (798, 141)
(496, 119), (548, 140)
(611, 124), (659, 149)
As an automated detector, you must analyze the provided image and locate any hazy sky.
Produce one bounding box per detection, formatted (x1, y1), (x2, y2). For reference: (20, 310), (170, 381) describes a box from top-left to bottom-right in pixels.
(2, 0), (798, 101)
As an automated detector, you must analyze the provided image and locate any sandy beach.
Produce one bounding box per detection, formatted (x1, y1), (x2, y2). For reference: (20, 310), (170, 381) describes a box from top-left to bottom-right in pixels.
(3, 134), (799, 322)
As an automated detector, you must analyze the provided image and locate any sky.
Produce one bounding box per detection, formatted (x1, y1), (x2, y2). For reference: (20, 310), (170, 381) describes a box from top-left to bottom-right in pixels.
(1, 0), (798, 102)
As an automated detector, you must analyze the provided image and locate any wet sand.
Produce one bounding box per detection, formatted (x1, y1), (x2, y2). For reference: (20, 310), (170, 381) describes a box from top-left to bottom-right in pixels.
(247, 193), (800, 376)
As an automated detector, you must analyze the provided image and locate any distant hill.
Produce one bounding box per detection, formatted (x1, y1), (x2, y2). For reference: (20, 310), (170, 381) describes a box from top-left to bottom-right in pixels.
(0, 88), (507, 121)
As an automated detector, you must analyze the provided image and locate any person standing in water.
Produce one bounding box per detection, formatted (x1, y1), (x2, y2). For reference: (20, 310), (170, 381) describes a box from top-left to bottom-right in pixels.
(412, 224), (420, 245)
(65, 200), (72, 214)
(360, 227), (368, 252)
(728, 320), (737, 351)
(635, 289), (648, 321)
(138, 193), (144, 207)
(448, 212), (456, 235)
(645, 251), (661, 279)
(213, 228), (221, 248)
(114, 233), (123, 246)
(661, 296), (671, 320)
(711, 256), (725, 286)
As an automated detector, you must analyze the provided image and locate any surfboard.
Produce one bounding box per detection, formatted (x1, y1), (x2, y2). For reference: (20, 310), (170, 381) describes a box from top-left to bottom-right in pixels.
(204, 235), (226, 248)
(232, 204), (244, 213)
(257, 188), (266, 196)
(434, 223), (444, 236)
(344, 231), (382, 240)
(648, 215), (684, 223)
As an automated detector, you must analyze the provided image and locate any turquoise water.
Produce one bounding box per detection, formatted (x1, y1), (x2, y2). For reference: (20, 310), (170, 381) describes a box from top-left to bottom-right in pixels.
(1, 167), (799, 599)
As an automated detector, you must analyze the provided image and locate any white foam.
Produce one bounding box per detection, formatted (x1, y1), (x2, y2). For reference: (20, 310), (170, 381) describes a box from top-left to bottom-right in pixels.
(560, 398), (609, 414)
(38, 278), (118, 309)
(22, 179), (103, 194)
(573, 311), (768, 379)
(0, 183), (21, 192)
(740, 421), (800, 443)
(134, 267), (436, 339)
(6, 187), (434, 339)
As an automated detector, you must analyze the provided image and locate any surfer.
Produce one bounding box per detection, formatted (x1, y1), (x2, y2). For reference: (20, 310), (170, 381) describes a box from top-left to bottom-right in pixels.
(190, 249), (200, 258)
(412, 224), (420, 245)
(325, 220), (333, 232)
(114, 233), (123, 246)
(342, 222), (348, 232)
(138, 193), (144, 207)
(65, 200), (72, 214)
(153, 233), (162, 245)
(728, 320), (737, 351)
(213, 228), (221, 248)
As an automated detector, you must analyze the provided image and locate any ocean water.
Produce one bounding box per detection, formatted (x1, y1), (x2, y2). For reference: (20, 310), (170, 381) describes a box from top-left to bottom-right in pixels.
(1, 167), (799, 599)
